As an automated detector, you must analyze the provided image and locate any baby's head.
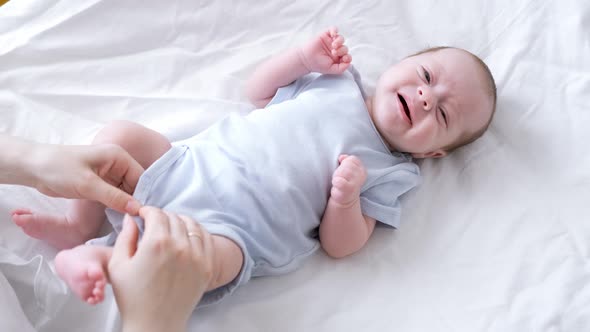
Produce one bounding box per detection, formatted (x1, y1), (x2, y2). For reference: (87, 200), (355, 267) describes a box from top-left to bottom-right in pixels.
(368, 46), (496, 158)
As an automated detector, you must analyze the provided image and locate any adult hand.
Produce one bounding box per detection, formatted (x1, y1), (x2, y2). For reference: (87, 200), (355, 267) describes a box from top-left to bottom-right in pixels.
(108, 207), (214, 332)
(14, 137), (144, 214)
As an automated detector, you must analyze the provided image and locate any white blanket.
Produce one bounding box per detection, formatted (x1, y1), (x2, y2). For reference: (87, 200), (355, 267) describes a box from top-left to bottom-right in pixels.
(1, 0), (589, 331)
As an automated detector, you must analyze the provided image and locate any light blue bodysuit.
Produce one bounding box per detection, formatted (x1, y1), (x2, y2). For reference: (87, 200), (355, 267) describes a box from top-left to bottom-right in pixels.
(97, 68), (421, 305)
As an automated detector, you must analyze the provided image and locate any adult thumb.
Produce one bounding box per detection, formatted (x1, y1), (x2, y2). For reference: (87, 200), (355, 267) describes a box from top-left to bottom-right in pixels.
(111, 214), (139, 262)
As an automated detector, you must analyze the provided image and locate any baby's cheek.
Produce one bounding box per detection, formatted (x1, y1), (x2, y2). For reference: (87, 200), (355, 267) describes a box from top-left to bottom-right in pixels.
(413, 121), (439, 149)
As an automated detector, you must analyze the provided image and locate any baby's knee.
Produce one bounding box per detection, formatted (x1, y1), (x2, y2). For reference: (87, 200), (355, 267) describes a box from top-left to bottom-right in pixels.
(92, 120), (140, 146)
(93, 120), (171, 171)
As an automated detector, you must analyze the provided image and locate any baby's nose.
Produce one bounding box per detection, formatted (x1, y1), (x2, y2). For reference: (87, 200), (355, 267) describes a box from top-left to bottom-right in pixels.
(417, 86), (433, 111)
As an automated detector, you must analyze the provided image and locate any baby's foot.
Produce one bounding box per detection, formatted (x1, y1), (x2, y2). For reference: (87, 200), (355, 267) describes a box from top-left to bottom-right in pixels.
(55, 246), (108, 305)
(11, 208), (85, 249)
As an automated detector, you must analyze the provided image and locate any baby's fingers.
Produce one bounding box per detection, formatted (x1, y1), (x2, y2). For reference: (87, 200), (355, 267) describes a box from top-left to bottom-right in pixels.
(328, 26), (338, 38)
(330, 177), (357, 205)
(331, 177), (354, 196)
(334, 165), (354, 181)
(331, 45), (349, 57)
(330, 186), (347, 202)
(331, 175), (349, 189)
(340, 155), (363, 168)
(331, 35), (345, 49)
(329, 61), (351, 74)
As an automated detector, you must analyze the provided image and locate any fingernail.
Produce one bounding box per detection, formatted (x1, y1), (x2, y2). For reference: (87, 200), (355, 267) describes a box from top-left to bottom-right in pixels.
(125, 200), (141, 214)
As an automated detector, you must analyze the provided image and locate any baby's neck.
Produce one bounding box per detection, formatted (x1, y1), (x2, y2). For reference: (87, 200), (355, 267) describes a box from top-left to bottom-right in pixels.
(364, 97), (373, 117)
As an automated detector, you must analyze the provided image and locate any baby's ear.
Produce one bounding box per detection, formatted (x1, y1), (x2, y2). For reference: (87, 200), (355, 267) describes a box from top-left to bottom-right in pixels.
(411, 149), (447, 159)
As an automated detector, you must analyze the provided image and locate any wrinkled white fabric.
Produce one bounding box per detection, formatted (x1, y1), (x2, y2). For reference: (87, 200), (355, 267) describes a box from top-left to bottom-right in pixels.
(0, 247), (67, 331)
(1, 0), (589, 331)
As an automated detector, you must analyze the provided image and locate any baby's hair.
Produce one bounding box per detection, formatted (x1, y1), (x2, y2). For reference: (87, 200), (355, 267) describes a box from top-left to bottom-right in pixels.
(410, 46), (497, 152)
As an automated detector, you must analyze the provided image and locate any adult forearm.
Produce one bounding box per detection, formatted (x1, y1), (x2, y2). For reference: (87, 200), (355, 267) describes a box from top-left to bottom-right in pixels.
(245, 47), (310, 108)
(122, 322), (186, 332)
(319, 198), (375, 258)
(0, 134), (38, 186)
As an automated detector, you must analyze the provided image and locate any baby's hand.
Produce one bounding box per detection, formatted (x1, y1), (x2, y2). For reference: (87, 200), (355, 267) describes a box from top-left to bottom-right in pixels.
(299, 27), (352, 75)
(330, 154), (367, 207)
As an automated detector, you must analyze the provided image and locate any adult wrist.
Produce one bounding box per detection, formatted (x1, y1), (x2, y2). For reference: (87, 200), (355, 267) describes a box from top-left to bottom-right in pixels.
(122, 319), (186, 332)
(22, 141), (48, 189)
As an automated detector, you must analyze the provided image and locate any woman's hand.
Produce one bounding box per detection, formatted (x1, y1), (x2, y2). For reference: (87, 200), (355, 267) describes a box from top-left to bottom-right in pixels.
(108, 207), (214, 332)
(298, 27), (352, 75)
(28, 142), (143, 214)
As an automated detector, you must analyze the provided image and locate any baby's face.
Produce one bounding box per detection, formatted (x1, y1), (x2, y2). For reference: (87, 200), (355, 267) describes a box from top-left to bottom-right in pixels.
(369, 48), (493, 158)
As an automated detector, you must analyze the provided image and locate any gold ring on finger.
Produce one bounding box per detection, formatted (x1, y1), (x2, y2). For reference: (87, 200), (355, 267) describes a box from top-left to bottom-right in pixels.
(187, 232), (201, 240)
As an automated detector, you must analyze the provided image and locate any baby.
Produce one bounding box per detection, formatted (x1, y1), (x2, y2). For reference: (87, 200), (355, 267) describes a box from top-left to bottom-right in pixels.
(12, 27), (496, 306)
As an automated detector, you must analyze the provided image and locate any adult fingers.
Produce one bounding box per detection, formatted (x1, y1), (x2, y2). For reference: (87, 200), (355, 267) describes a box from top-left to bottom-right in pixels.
(85, 144), (144, 214)
(179, 215), (206, 252)
(110, 214), (139, 263)
(167, 211), (189, 245)
(139, 206), (171, 239)
(177, 215), (215, 289)
(86, 174), (140, 214)
(116, 155), (143, 197)
(98, 144), (144, 194)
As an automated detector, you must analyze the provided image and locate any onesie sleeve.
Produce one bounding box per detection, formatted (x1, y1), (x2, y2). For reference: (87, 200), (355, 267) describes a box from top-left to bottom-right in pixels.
(266, 73), (321, 107)
(360, 162), (421, 228)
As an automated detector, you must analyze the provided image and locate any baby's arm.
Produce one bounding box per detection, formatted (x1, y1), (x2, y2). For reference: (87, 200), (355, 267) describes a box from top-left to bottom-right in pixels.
(246, 27), (352, 108)
(319, 155), (376, 258)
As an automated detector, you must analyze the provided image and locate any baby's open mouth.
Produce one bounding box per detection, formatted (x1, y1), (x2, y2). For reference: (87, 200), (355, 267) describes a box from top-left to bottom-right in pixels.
(398, 93), (412, 124)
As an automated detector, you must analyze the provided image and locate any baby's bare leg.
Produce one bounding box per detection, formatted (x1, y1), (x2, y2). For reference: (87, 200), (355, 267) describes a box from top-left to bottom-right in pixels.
(12, 121), (171, 249)
(94, 120), (172, 170)
(11, 205), (108, 250)
(55, 235), (243, 305)
(207, 235), (244, 291)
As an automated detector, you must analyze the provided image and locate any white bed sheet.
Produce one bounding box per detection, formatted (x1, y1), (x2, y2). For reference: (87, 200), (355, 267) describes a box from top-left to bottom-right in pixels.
(1, 0), (589, 331)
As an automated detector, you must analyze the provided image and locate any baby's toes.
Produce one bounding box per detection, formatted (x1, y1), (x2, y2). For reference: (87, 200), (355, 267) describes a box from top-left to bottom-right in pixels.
(11, 210), (33, 225)
(84, 265), (106, 304)
(94, 279), (106, 298)
(11, 208), (32, 216)
(87, 296), (100, 305)
(87, 284), (105, 305)
(87, 264), (104, 280)
(12, 213), (44, 238)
